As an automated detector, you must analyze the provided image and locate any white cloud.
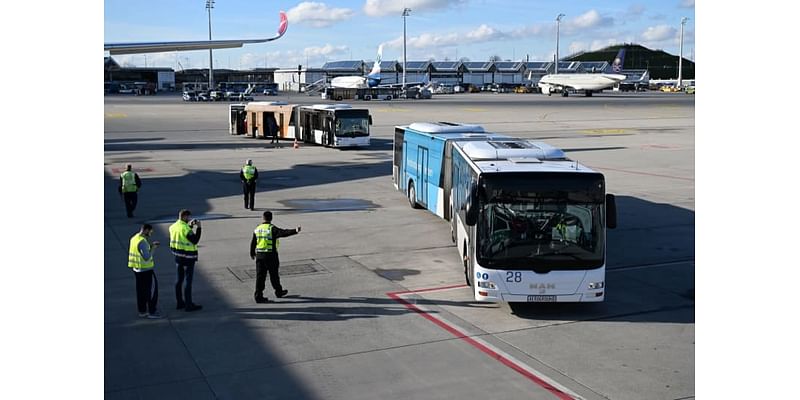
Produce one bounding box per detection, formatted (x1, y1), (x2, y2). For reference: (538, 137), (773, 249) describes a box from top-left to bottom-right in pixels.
(287, 2), (355, 28)
(564, 9), (614, 32)
(303, 44), (349, 57)
(237, 44), (350, 68)
(382, 23), (504, 50)
(567, 38), (627, 56)
(641, 25), (677, 42)
(363, 0), (466, 17)
(680, 0), (695, 8)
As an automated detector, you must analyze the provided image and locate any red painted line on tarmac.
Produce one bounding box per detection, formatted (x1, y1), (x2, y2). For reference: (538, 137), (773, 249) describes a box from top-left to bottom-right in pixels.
(591, 166), (693, 182)
(387, 285), (575, 400)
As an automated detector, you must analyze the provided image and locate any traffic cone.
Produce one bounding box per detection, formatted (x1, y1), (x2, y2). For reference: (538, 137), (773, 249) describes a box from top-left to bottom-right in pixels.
(293, 138), (299, 149)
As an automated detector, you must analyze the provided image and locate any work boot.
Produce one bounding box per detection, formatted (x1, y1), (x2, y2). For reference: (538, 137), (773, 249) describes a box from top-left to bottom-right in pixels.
(176, 302), (185, 310)
(255, 297), (270, 304)
(276, 289), (288, 298)
(185, 304), (203, 312)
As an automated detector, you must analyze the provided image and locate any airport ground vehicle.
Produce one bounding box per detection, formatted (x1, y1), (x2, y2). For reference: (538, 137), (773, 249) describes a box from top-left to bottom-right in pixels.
(242, 102), (372, 148)
(402, 86), (432, 99)
(660, 85), (680, 93)
(685, 86), (695, 94)
(323, 86), (400, 101)
(393, 122), (617, 302)
(262, 83), (279, 96)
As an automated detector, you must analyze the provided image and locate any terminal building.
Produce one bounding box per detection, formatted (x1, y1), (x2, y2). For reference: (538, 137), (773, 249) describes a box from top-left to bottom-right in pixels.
(105, 44), (691, 94)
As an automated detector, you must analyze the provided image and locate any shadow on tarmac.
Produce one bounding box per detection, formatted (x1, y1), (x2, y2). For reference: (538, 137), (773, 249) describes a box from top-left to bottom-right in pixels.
(104, 158), (392, 398)
(104, 137), (395, 152)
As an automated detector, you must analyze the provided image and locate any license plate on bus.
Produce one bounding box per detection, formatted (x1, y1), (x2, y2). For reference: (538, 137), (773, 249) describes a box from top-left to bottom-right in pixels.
(527, 295), (556, 302)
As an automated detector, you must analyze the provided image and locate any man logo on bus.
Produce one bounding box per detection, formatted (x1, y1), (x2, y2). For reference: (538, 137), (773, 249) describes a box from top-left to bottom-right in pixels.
(531, 283), (555, 294)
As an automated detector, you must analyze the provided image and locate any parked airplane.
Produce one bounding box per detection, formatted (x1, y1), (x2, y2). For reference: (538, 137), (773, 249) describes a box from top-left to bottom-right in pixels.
(536, 48), (627, 97)
(330, 45), (383, 89)
(104, 11), (288, 55)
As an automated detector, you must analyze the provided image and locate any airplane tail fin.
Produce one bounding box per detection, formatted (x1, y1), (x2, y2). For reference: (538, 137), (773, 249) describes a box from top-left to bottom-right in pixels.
(611, 48), (626, 72)
(276, 11), (289, 38)
(367, 44), (383, 79)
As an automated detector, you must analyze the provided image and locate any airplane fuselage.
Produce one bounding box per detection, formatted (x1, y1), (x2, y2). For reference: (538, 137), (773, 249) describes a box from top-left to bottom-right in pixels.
(538, 73), (627, 92)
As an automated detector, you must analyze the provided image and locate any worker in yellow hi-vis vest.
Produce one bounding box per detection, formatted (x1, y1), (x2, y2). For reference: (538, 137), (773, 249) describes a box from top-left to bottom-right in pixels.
(239, 159), (259, 210)
(128, 224), (162, 319)
(118, 164), (142, 218)
(250, 211), (300, 303)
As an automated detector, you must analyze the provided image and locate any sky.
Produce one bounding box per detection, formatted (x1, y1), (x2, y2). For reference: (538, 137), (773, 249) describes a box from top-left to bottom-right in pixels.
(104, 0), (695, 70)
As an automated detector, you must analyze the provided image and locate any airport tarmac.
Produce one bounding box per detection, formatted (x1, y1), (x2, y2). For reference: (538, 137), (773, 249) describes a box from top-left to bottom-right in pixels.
(105, 91), (694, 399)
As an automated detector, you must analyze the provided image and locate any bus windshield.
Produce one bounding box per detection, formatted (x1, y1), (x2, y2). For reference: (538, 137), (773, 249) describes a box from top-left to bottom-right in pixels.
(335, 117), (369, 137)
(476, 173), (606, 271)
(478, 200), (604, 270)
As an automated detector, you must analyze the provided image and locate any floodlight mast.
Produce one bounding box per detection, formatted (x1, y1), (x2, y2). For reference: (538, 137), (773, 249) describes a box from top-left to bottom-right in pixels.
(678, 17), (688, 88)
(555, 14), (565, 74)
(402, 8), (411, 91)
(206, 0), (215, 90)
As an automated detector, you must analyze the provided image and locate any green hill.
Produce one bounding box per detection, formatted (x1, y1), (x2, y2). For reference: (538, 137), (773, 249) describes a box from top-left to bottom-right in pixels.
(565, 44), (694, 80)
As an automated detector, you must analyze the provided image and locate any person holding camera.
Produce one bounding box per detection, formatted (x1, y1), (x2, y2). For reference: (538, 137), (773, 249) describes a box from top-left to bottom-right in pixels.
(128, 224), (162, 318)
(168, 209), (203, 312)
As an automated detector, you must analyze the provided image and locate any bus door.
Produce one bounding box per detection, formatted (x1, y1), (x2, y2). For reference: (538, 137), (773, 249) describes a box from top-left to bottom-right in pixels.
(304, 113), (312, 142)
(417, 147), (429, 206)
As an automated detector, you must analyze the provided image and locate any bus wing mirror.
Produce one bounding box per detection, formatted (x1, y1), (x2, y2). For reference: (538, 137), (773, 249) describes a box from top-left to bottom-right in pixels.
(465, 184), (479, 226)
(369, 115), (373, 125)
(606, 194), (617, 229)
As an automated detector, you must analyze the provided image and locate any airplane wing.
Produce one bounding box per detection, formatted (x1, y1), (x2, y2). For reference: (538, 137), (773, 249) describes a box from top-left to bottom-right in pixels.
(105, 11), (288, 55)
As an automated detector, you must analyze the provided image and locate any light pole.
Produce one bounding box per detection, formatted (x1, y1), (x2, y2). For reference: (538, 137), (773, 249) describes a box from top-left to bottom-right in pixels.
(555, 13), (565, 74)
(402, 8), (411, 91)
(206, 0), (215, 91)
(678, 17), (688, 88)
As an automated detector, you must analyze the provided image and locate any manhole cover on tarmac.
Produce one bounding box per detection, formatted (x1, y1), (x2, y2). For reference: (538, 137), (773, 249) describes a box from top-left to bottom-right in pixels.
(227, 259), (327, 281)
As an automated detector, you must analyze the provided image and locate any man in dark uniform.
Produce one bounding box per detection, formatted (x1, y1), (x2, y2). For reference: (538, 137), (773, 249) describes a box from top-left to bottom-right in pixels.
(169, 209), (203, 312)
(239, 159), (258, 210)
(118, 164), (142, 218)
(250, 211), (301, 303)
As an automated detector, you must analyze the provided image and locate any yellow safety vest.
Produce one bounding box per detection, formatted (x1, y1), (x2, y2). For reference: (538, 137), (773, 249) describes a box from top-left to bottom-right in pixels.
(121, 171), (137, 193)
(242, 165), (256, 181)
(169, 220), (198, 252)
(128, 233), (154, 270)
(254, 223), (280, 252)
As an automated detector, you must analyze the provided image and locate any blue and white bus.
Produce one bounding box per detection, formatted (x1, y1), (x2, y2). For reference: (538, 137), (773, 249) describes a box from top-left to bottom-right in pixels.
(393, 122), (617, 302)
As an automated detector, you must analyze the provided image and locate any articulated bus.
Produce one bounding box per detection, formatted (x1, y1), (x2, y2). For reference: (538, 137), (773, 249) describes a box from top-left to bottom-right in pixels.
(393, 122), (617, 302)
(242, 102), (371, 148)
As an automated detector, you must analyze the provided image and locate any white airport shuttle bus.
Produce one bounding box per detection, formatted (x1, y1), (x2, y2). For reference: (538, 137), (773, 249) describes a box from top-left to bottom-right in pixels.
(296, 104), (371, 148)
(242, 102), (371, 148)
(393, 122), (617, 302)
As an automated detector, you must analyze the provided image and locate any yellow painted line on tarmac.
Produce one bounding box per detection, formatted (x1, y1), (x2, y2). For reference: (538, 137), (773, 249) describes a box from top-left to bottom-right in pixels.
(462, 107), (488, 112)
(580, 128), (628, 135)
(374, 108), (410, 112)
(105, 113), (127, 118)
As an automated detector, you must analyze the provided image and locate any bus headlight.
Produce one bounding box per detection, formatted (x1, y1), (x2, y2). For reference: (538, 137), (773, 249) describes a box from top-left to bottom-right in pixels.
(588, 281), (604, 289)
(477, 281), (496, 289)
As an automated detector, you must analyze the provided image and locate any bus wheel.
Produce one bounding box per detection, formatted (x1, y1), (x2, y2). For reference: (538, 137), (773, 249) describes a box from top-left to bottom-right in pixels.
(336, 96), (343, 101)
(463, 245), (471, 287)
(408, 181), (419, 209)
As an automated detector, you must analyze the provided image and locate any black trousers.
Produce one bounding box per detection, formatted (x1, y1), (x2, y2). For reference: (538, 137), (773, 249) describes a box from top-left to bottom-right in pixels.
(254, 253), (283, 300)
(123, 192), (138, 217)
(175, 259), (196, 307)
(134, 269), (158, 314)
(242, 181), (256, 209)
